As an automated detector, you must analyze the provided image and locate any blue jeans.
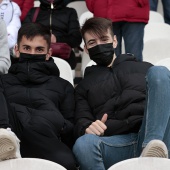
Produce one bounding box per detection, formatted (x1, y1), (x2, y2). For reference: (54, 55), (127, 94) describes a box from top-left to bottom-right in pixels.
(73, 66), (170, 170)
(150, 0), (170, 24)
(112, 22), (145, 61)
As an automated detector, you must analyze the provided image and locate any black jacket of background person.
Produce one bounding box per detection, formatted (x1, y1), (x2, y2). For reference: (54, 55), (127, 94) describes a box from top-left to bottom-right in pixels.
(0, 57), (75, 148)
(74, 54), (153, 138)
(23, 0), (82, 69)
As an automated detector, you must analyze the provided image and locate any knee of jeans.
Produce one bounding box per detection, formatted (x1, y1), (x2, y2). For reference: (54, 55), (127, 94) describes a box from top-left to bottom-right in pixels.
(146, 66), (169, 83)
(73, 134), (100, 154)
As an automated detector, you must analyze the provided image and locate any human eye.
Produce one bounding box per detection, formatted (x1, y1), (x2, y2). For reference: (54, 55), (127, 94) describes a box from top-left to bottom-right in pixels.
(89, 42), (95, 45)
(36, 47), (44, 53)
(87, 41), (96, 48)
(23, 46), (30, 51)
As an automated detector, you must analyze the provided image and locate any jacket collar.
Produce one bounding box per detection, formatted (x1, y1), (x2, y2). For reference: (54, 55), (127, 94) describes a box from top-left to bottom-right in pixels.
(39, 0), (64, 10)
(8, 58), (60, 84)
(112, 54), (137, 67)
(84, 54), (137, 77)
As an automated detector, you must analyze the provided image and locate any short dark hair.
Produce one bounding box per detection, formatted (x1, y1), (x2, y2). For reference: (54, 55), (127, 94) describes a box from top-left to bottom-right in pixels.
(17, 23), (51, 49)
(81, 17), (114, 42)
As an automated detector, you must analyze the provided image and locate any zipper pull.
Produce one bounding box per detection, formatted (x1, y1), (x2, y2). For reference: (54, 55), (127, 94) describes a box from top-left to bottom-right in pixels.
(51, 3), (54, 9)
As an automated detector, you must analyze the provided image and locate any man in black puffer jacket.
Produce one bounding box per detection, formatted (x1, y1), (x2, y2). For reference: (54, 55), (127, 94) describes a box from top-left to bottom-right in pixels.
(0, 23), (77, 170)
(73, 17), (170, 170)
(23, 0), (82, 70)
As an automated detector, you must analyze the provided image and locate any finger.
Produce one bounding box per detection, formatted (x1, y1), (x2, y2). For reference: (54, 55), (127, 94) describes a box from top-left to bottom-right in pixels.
(91, 122), (105, 135)
(85, 127), (95, 135)
(95, 120), (107, 130)
(87, 124), (102, 135)
(101, 113), (108, 123)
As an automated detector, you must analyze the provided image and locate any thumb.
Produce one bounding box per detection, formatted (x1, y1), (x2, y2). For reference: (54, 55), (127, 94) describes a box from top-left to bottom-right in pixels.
(101, 113), (108, 123)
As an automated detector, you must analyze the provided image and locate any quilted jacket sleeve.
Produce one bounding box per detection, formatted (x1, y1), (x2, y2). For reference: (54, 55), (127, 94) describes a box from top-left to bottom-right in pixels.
(74, 86), (95, 138)
(56, 8), (82, 48)
(0, 77), (10, 128)
(0, 19), (11, 74)
(59, 82), (76, 147)
(7, 2), (21, 49)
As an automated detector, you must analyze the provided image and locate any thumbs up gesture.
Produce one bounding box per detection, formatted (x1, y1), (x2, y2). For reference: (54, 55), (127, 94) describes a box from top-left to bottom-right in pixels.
(85, 114), (108, 136)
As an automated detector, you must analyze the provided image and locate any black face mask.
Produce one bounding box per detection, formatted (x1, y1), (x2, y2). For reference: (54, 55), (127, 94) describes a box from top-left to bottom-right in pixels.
(19, 53), (47, 62)
(88, 43), (115, 66)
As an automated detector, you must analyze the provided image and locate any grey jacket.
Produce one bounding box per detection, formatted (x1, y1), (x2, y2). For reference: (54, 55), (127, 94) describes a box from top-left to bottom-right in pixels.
(0, 19), (11, 74)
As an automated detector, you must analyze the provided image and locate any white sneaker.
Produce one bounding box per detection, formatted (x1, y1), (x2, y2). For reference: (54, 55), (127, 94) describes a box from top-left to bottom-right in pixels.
(141, 140), (168, 158)
(0, 128), (21, 161)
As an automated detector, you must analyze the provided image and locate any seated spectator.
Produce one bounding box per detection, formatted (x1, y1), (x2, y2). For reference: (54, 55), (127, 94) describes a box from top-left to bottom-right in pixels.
(23, 0), (82, 70)
(13, 0), (34, 21)
(0, 0), (21, 49)
(0, 18), (11, 74)
(73, 17), (170, 169)
(0, 23), (77, 170)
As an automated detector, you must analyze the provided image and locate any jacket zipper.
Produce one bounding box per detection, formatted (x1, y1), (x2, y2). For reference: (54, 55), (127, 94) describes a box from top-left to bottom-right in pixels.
(27, 62), (31, 107)
(50, 3), (53, 34)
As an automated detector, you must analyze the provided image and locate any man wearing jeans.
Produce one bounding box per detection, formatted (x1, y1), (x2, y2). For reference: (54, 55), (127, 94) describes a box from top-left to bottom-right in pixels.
(73, 17), (170, 170)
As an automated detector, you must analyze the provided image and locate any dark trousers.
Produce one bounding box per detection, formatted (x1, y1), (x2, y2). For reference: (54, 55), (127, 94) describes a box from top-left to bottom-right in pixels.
(150, 0), (170, 24)
(112, 22), (145, 61)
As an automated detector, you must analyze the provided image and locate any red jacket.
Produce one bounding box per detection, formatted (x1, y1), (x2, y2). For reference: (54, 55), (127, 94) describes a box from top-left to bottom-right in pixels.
(86, 0), (149, 23)
(13, 0), (34, 21)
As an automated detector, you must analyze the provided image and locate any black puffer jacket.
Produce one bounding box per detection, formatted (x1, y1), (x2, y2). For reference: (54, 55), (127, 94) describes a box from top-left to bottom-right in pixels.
(0, 57), (75, 146)
(23, 0), (82, 69)
(74, 54), (153, 138)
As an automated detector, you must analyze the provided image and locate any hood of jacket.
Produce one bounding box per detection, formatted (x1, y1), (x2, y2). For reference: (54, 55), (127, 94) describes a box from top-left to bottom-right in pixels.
(39, 0), (65, 10)
(8, 57), (60, 85)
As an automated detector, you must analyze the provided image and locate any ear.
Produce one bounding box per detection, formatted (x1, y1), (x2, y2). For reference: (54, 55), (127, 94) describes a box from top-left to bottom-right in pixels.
(113, 35), (118, 49)
(84, 44), (89, 54)
(14, 44), (20, 58)
(46, 47), (52, 60)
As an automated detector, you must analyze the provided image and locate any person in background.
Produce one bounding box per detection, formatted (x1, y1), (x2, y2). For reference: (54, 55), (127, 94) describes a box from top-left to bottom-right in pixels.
(85, 0), (149, 61)
(23, 0), (82, 70)
(0, 18), (11, 74)
(13, 0), (34, 21)
(0, 0), (21, 50)
(73, 17), (170, 170)
(0, 23), (77, 170)
(149, 0), (170, 24)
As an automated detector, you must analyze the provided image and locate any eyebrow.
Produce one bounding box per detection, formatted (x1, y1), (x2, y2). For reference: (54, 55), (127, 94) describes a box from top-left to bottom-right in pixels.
(100, 35), (110, 39)
(22, 45), (31, 48)
(22, 45), (45, 49)
(36, 46), (45, 50)
(86, 35), (110, 44)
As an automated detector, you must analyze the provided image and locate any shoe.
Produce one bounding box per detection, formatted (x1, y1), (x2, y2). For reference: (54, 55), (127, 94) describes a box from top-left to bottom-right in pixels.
(141, 140), (168, 158)
(0, 128), (21, 161)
